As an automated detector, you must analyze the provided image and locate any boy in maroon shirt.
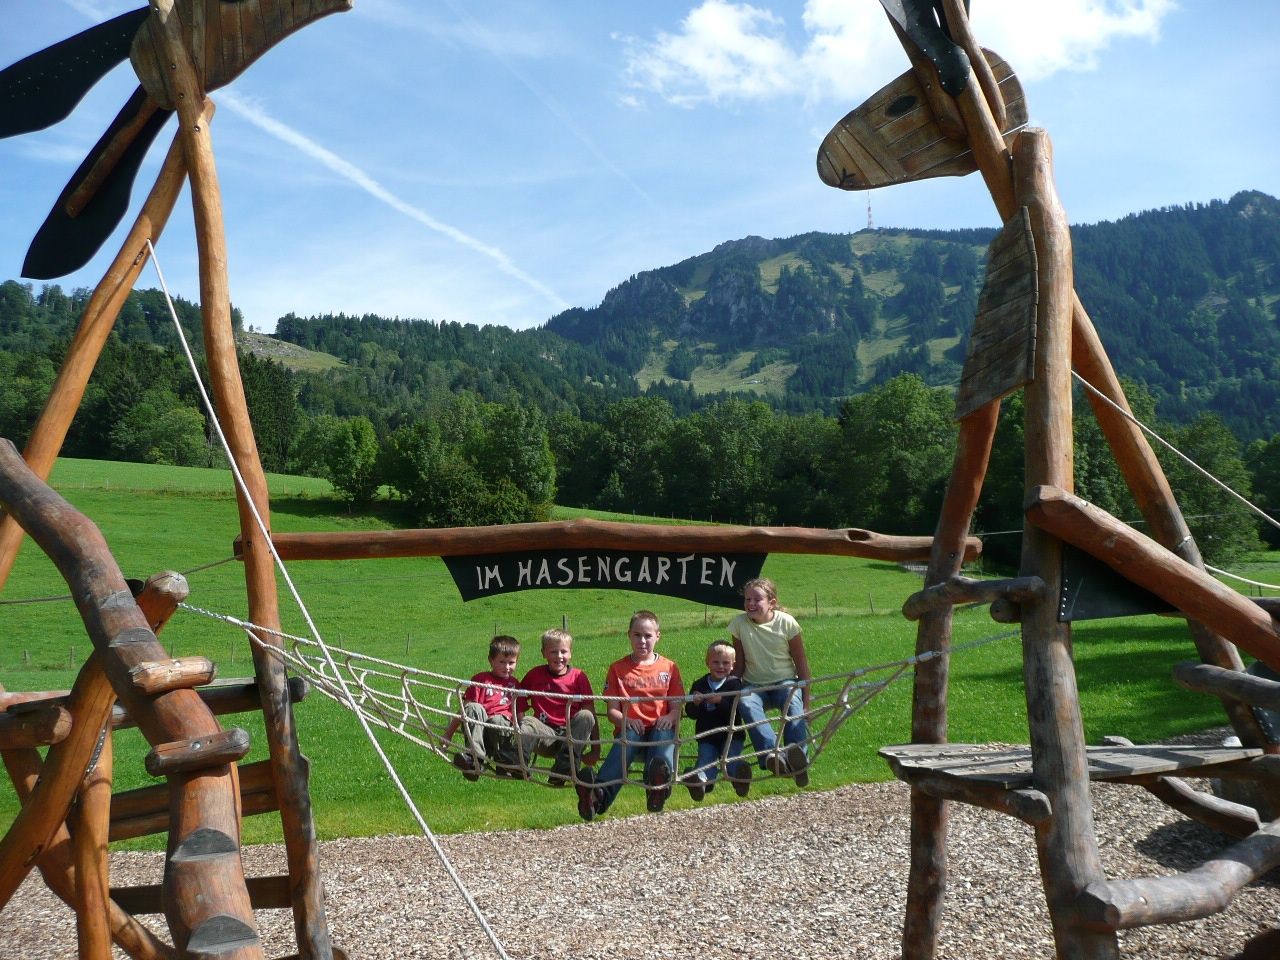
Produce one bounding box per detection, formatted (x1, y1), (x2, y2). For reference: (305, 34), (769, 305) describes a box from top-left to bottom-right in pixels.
(444, 635), (522, 780)
(517, 628), (600, 786)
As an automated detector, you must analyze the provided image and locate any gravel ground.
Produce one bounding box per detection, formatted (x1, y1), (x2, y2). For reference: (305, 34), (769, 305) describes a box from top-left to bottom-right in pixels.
(3, 774), (1277, 960)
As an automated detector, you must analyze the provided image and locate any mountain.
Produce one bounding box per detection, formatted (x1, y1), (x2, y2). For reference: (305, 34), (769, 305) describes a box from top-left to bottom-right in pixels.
(2, 190), (1278, 439)
(543, 190), (1280, 435)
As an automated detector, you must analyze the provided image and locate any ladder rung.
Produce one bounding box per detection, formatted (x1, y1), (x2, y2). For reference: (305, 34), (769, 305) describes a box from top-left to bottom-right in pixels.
(130, 656), (216, 695)
(145, 728), (251, 777)
(113, 873), (293, 914)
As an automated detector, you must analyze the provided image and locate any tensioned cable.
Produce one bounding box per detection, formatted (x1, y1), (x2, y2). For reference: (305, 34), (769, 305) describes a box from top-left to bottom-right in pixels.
(145, 241), (511, 960)
(0, 555), (238, 605)
(1073, 372), (1280, 534)
(1208, 566), (1280, 592)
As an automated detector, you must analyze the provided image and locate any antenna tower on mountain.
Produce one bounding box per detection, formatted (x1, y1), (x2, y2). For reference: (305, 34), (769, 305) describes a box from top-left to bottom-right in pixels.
(866, 193), (875, 231)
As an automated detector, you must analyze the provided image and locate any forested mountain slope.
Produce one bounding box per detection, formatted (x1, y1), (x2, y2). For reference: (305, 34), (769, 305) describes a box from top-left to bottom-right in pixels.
(2, 190), (1278, 441)
(544, 190), (1280, 436)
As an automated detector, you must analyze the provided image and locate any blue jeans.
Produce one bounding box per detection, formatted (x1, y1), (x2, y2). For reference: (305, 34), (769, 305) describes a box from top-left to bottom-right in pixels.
(596, 724), (676, 813)
(692, 734), (747, 783)
(737, 682), (807, 769)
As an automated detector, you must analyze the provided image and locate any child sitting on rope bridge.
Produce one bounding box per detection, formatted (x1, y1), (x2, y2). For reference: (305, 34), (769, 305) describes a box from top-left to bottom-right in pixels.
(443, 635), (523, 781)
(577, 610), (684, 821)
(516, 628), (600, 787)
(681, 639), (751, 800)
(729, 577), (812, 787)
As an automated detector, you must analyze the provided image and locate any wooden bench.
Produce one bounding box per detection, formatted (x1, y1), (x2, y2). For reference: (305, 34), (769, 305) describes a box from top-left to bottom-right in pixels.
(881, 742), (1264, 828)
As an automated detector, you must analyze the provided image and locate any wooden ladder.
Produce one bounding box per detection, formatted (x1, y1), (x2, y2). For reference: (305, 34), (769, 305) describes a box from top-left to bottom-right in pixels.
(0, 441), (344, 960)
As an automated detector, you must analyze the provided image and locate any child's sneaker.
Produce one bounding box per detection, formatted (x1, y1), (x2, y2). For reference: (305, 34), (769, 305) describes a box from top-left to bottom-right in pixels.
(786, 743), (810, 787)
(548, 757), (573, 788)
(646, 759), (671, 812)
(452, 752), (480, 782)
(730, 765), (752, 798)
(682, 770), (706, 802)
(576, 769), (600, 821)
(765, 752), (789, 777)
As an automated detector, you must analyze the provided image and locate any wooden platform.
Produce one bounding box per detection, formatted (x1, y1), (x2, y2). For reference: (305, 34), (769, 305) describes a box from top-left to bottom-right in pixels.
(881, 742), (1262, 789)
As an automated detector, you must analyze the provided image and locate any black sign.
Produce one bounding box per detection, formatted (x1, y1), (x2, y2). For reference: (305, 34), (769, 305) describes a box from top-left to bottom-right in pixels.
(443, 549), (767, 608)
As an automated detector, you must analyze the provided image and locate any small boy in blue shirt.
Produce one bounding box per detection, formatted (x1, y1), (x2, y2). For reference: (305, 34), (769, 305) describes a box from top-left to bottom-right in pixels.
(682, 640), (751, 799)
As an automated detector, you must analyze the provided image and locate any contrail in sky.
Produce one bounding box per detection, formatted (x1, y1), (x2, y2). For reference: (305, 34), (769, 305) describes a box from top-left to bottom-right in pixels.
(439, 0), (656, 209)
(219, 90), (570, 312)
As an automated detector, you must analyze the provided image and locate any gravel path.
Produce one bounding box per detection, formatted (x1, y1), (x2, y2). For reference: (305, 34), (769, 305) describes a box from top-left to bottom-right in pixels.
(3, 776), (1277, 959)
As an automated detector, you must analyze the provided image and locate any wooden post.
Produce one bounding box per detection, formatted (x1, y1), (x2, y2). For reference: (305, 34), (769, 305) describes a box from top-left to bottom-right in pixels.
(73, 729), (113, 960)
(141, 3), (333, 955)
(1013, 130), (1117, 959)
(942, 0), (1270, 751)
(903, 401), (1000, 960)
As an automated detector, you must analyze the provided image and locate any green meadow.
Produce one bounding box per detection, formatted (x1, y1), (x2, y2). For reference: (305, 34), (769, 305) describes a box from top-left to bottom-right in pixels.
(1, 458), (1271, 846)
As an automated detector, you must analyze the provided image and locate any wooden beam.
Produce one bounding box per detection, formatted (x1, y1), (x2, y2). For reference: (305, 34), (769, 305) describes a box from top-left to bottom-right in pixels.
(1077, 819), (1280, 930)
(902, 574), (1045, 621)
(249, 521), (980, 564)
(1025, 485), (1280, 672)
(0, 704), (72, 748)
(1010, 129), (1117, 959)
(111, 759), (278, 842)
(113, 872), (293, 915)
(73, 732), (113, 960)
(0, 748), (175, 960)
(1, 676), (309, 731)
(1138, 777), (1261, 839)
(1070, 296), (1272, 748)
(884, 755), (1052, 824)
(904, 403), (999, 960)
(1173, 661), (1280, 712)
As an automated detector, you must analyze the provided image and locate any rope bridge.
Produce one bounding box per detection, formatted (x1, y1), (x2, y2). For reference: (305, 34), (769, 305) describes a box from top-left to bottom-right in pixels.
(179, 601), (1013, 791)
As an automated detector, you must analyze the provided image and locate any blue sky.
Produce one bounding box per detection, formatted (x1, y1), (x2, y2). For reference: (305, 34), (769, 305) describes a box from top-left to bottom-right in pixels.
(2, 1), (1278, 332)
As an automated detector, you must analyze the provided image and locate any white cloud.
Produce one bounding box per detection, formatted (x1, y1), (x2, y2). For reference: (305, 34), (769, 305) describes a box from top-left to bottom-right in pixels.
(623, 1), (800, 106)
(624, 0), (1176, 105)
(973, 0), (1175, 82)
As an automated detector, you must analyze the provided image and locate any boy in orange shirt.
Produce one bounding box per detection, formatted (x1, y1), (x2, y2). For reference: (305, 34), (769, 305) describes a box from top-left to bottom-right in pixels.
(577, 610), (684, 820)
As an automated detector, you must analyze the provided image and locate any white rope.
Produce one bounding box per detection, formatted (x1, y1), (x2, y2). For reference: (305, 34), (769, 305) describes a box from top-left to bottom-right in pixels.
(1207, 565), (1280, 592)
(145, 242), (512, 960)
(1073, 372), (1280, 533)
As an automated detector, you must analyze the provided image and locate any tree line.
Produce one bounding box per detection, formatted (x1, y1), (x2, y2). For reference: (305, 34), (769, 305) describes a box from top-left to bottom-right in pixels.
(0, 314), (1272, 564)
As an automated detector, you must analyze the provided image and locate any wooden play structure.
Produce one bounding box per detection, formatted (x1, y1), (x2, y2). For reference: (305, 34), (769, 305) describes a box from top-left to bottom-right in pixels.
(814, 2), (1280, 957)
(0, 4), (976, 957)
(3, 1), (1280, 958)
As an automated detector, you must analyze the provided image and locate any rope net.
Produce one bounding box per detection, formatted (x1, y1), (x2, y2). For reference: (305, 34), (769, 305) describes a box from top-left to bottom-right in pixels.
(179, 602), (964, 791)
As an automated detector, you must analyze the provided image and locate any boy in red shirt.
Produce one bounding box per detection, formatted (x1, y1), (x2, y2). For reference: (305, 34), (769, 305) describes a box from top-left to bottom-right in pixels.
(444, 635), (522, 780)
(517, 628), (600, 786)
(577, 611), (684, 820)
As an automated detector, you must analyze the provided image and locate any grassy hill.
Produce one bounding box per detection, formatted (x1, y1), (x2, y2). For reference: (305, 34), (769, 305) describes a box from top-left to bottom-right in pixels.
(0, 459), (1250, 842)
(236, 329), (346, 373)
